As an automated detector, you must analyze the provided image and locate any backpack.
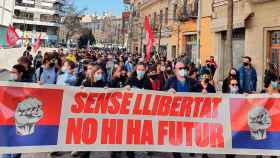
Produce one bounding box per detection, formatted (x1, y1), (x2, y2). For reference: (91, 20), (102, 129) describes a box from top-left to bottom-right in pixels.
(36, 67), (59, 83)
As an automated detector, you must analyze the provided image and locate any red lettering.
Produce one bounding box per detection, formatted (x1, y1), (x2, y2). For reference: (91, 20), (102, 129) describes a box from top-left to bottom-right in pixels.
(141, 120), (154, 144)
(170, 96), (182, 116)
(127, 120), (141, 144)
(169, 121), (183, 145)
(212, 98), (222, 119)
(151, 95), (161, 115)
(66, 118), (83, 144)
(180, 97), (193, 117)
(120, 92), (133, 114)
(101, 119), (117, 144)
(84, 93), (98, 113)
(195, 123), (209, 147)
(82, 118), (98, 144)
(142, 94), (152, 115)
(157, 96), (172, 116)
(193, 97), (203, 117)
(199, 97), (212, 118)
(158, 121), (168, 145)
(71, 92), (88, 113)
(95, 93), (111, 114)
(108, 92), (122, 114)
(133, 94), (143, 115)
(210, 124), (224, 148)
(184, 122), (194, 146)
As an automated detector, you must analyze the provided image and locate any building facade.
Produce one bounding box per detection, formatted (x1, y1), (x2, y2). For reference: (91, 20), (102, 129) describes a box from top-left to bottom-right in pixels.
(0, 0), (14, 31)
(12, 0), (65, 47)
(82, 13), (123, 48)
(127, 0), (214, 63)
(212, 0), (280, 88)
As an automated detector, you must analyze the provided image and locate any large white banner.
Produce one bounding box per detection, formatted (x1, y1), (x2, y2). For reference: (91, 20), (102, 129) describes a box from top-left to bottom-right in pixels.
(0, 82), (279, 156)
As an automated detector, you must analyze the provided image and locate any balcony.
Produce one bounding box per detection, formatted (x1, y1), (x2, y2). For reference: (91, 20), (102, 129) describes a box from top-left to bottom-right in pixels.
(248, 0), (274, 3)
(177, 0), (198, 22)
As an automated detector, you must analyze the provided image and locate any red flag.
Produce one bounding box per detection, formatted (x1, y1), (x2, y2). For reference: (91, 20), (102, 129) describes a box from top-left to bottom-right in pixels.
(32, 34), (41, 53)
(144, 16), (154, 61)
(6, 25), (19, 47)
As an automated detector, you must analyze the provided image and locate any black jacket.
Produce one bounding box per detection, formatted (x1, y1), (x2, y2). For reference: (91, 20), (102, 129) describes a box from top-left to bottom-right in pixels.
(126, 76), (152, 90)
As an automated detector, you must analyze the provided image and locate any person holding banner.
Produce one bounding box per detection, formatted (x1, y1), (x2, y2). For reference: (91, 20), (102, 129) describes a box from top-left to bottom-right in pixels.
(82, 64), (106, 88)
(34, 53), (59, 85)
(164, 61), (195, 93)
(56, 60), (77, 86)
(126, 62), (152, 90)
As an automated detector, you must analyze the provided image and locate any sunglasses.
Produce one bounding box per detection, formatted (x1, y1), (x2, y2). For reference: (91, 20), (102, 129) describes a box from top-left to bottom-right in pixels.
(231, 84), (238, 86)
(178, 67), (186, 70)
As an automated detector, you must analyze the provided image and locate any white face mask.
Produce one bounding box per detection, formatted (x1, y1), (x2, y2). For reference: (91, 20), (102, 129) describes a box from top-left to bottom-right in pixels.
(230, 86), (239, 94)
(179, 69), (187, 77)
(10, 73), (18, 81)
(160, 66), (165, 72)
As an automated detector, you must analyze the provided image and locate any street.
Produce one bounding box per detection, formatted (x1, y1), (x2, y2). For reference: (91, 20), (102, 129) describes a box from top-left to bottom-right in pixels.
(19, 152), (276, 158)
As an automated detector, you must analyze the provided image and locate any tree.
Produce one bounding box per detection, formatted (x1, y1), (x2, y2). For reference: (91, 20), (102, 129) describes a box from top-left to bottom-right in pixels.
(78, 28), (96, 48)
(61, 2), (87, 43)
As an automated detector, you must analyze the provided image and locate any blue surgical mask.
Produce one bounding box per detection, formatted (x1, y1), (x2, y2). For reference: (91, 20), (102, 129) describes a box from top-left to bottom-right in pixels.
(271, 81), (278, 89)
(137, 71), (145, 79)
(95, 74), (103, 81)
(179, 69), (187, 77)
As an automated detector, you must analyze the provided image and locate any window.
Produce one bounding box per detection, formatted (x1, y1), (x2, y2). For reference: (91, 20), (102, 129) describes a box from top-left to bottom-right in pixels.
(160, 10), (163, 24)
(173, 4), (177, 20)
(165, 7), (168, 25)
(185, 34), (197, 63)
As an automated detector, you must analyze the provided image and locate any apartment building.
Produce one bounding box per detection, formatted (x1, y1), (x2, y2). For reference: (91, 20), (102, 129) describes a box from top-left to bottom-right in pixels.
(212, 0), (280, 88)
(0, 0), (14, 33)
(12, 0), (65, 47)
(82, 13), (123, 48)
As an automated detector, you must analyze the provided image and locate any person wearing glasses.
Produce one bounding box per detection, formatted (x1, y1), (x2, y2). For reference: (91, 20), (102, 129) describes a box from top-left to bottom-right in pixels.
(222, 68), (239, 93)
(163, 61), (195, 93)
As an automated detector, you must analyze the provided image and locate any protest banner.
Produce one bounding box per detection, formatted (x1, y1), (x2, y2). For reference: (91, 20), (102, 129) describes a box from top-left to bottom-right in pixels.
(0, 81), (280, 156)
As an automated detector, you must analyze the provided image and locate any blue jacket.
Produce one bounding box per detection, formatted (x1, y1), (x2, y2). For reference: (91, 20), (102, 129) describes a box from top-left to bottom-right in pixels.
(163, 76), (196, 92)
(238, 66), (257, 93)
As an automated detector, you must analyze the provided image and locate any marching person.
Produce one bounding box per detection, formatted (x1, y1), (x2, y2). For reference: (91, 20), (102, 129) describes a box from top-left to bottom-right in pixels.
(126, 62), (152, 90)
(238, 56), (257, 94)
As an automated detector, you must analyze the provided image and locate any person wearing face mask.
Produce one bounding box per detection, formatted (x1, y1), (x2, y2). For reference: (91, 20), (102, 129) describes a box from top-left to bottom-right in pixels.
(3, 65), (25, 158)
(125, 56), (134, 73)
(148, 67), (161, 91)
(263, 74), (279, 95)
(82, 64), (106, 88)
(126, 62), (152, 90)
(34, 54), (58, 85)
(195, 70), (216, 93)
(56, 60), (77, 86)
(238, 56), (257, 94)
(164, 62), (195, 93)
(222, 68), (239, 93)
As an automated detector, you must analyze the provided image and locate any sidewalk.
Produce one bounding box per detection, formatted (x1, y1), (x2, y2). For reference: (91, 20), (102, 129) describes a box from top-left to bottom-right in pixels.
(19, 152), (276, 158)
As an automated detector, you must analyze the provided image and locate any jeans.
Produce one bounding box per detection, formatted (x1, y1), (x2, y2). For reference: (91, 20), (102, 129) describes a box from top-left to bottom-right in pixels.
(2, 154), (21, 158)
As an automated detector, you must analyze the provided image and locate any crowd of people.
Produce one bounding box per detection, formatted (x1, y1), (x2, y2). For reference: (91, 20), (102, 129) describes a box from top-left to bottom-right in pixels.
(3, 45), (280, 158)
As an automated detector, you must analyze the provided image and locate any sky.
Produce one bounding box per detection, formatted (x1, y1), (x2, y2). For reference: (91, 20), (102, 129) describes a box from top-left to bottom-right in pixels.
(73, 0), (125, 16)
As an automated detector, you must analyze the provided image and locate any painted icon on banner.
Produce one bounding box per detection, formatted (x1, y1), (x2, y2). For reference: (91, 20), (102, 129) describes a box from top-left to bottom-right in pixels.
(0, 86), (63, 146)
(230, 98), (280, 149)
(248, 106), (271, 140)
(15, 97), (43, 136)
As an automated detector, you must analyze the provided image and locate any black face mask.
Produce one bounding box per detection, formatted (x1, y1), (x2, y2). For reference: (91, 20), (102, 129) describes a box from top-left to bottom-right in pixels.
(120, 75), (127, 81)
(49, 63), (55, 67)
(243, 62), (249, 66)
(204, 78), (210, 84)
(150, 75), (158, 80)
(166, 69), (172, 74)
